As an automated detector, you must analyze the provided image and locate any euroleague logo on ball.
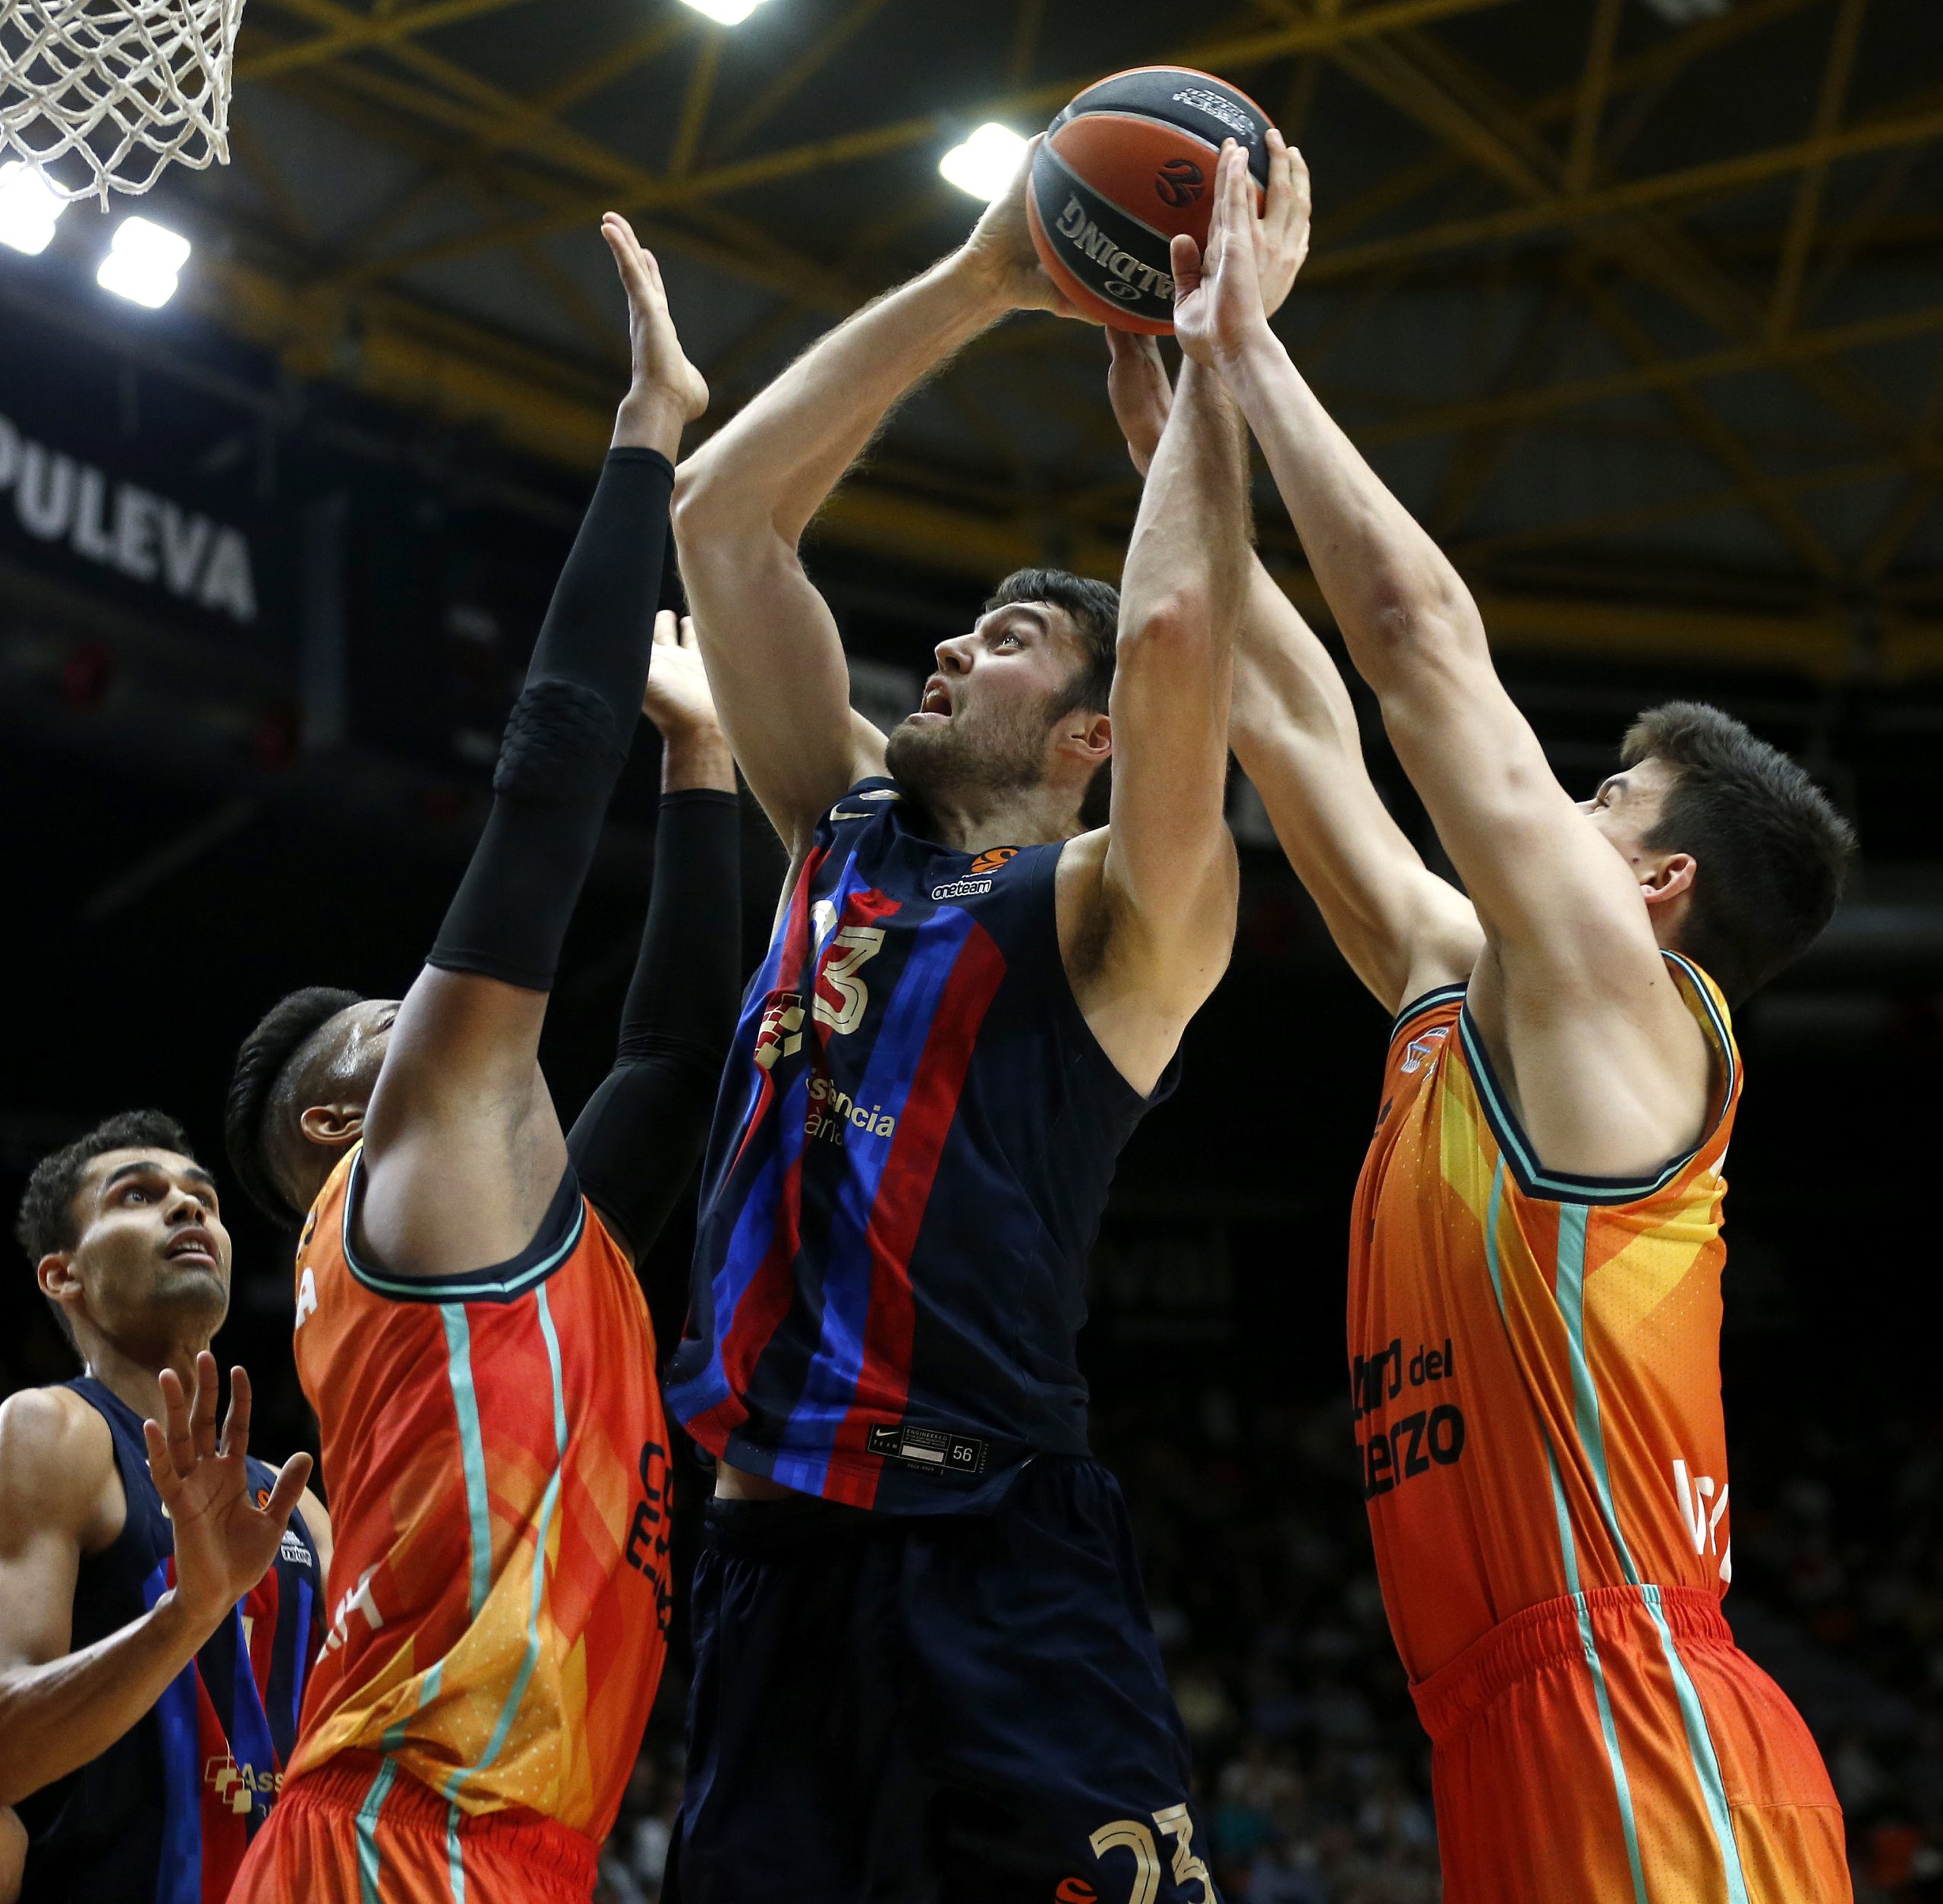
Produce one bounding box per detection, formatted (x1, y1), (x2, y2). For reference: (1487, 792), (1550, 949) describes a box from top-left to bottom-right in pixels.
(1154, 156), (1205, 208)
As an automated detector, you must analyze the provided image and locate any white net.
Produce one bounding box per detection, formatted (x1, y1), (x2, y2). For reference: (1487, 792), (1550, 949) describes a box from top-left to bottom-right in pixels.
(0, 0), (247, 205)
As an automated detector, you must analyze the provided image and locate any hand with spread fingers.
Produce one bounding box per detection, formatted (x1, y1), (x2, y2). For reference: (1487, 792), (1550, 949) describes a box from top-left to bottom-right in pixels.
(602, 211), (710, 456)
(1171, 131), (1312, 369)
(141, 1352), (313, 1640)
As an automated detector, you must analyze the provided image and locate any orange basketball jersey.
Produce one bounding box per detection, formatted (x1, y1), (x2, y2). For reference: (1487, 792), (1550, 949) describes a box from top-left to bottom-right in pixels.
(283, 1145), (672, 1843)
(1351, 954), (1847, 1902)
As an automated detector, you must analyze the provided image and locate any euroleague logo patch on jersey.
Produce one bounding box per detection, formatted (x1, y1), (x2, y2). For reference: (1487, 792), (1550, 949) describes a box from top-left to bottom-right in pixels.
(934, 845), (1019, 902)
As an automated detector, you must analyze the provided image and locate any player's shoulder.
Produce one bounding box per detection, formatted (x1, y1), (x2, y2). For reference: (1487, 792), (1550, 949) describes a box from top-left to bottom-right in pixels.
(0, 1386), (117, 1529)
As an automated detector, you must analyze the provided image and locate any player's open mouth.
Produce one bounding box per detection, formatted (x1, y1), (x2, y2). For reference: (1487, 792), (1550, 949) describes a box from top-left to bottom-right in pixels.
(915, 679), (953, 720)
(165, 1229), (219, 1269)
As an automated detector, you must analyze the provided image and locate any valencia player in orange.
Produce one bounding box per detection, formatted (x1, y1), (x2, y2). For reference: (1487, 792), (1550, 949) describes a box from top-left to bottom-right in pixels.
(216, 219), (735, 1903)
(1112, 140), (1856, 1902)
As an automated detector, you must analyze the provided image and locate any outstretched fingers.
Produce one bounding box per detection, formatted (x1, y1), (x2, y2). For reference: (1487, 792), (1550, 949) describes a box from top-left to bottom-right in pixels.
(188, 1350), (220, 1462)
(218, 1364), (251, 1464)
(259, 1453), (314, 1533)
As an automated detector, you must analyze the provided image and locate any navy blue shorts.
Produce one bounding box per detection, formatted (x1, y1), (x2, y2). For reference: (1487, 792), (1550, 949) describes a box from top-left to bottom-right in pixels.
(667, 1455), (1218, 1904)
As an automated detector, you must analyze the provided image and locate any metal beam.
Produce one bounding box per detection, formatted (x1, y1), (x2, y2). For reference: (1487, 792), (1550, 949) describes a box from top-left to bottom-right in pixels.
(235, 0), (540, 82)
(1565, 0), (1625, 195)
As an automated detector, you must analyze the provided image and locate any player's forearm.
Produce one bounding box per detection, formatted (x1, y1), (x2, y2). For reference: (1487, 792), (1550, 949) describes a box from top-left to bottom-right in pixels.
(1118, 358), (1250, 664)
(0, 1593), (214, 1807)
(675, 252), (1010, 547)
(1220, 328), (1485, 701)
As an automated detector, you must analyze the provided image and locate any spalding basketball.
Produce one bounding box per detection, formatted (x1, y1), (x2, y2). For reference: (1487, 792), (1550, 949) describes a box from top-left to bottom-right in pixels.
(1026, 67), (1274, 334)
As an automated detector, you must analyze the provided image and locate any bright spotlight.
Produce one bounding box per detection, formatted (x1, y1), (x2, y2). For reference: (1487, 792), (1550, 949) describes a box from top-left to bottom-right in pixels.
(675, 0), (769, 23)
(97, 215), (192, 308)
(0, 161), (65, 257)
(940, 123), (1028, 202)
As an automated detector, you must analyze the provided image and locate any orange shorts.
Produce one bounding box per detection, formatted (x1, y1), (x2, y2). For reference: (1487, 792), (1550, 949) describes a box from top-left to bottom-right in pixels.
(1412, 1586), (1850, 1904)
(228, 1750), (599, 1904)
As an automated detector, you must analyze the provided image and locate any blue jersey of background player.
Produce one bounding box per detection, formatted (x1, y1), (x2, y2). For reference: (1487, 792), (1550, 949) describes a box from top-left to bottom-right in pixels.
(0, 1111), (326, 1904)
(664, 135), (1305, 1903)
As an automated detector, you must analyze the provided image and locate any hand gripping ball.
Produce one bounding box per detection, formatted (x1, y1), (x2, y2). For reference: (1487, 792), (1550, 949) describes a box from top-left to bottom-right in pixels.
(1026, 67), (1274, 334)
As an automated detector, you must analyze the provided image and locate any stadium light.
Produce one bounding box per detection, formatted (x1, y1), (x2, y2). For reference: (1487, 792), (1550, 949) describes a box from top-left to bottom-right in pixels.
(674, 0), (769, 24)
(0, 161), (65, 257)
(940, 123), (1028, 201)
(96, 216), (191, 308)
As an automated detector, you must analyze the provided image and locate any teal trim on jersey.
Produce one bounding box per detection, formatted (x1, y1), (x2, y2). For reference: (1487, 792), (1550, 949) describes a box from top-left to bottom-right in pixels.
(357, 1757), (398, 1904)
(1389, 982), (1467, 1046)
(1555, 1204), (1641, 1581)
(1456, 951), (1735, 1206)
(446, 1284), (570, 1803)
(1557, 1196), (1751, 1901)
(1484, 1162), (1508, 1309)
(1640, 1584), (1751, 1904)
(1547, 1445), (1651, 1904)
(339, 1151), (585, 1305)
(447, 1802), (468, 1903)
(440, 1306), (495, 1619)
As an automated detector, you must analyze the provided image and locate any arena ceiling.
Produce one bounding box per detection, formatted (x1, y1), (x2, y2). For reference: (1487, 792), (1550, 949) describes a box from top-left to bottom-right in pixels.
(49, 0), (1943, 676)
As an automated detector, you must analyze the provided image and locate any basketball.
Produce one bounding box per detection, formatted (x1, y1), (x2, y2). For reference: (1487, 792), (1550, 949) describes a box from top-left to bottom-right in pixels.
(1026, 67), (1274, 333)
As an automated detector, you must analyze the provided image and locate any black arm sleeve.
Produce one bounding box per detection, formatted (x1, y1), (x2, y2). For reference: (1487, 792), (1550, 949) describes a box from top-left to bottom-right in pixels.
(569, 787), (743, 1259)
(427, 447), (673, 991)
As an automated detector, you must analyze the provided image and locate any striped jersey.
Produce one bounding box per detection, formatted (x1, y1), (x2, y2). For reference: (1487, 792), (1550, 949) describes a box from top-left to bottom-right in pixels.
(666, 779), (1174, 1512)
(284, 1147), (672, 1842)
(1350, 951), (1743, 1684)
(17, 1378), (323, 1904)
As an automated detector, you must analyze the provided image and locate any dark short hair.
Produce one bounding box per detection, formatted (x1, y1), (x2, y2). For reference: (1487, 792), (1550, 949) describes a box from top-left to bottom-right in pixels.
(16, 1109), (197, 1350)
(985, 567), (1120, 718)
(1623, 701), (1856, 1004)
(225, 987), (363, 1228)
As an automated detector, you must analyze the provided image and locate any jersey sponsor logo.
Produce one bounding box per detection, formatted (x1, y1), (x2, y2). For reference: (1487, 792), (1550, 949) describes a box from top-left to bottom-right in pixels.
(279, 1527), (313, 1568)
(1352, 1336), (1466, 1502)
(931, 877), (992, 901)
(1674, 1458), (1732, 1582)
(754, 991), (806, 1071)
(625, 1440), (675, 1635)
(294, 1263), (319, 1329)
(1400, 1025), (1449, 1074)
(805, 1076), (898, 1149)
(323, 1563), (384, 1657)
(206, 1751), (281, 1815)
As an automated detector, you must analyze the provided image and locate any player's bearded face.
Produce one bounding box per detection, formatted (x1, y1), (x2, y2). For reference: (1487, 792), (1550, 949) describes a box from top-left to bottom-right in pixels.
(885, 607), (1084, 803)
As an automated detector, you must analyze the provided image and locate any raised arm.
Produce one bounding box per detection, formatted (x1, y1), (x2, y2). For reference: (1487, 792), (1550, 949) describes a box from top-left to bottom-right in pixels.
(357, 217), (707, 1279)
(672, 143), (1075, 856)
(1204, 152), (1711, 1175)
(1108, 329), (1480, 1015)
(570, 613), (743, 1270)
(0, 1362), (308, 1808)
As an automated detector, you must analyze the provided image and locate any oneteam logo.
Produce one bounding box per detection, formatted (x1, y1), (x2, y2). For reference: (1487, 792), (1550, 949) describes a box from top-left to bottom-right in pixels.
(934, 844), (1018, 902)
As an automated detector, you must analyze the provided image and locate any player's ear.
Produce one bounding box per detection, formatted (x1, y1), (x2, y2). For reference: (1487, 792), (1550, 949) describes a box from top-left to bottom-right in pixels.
(299, 1102), (364, 1150)
(37, 1252), (82, 1308)
(1065, 709), (1111, 767)
(1640, 852), (1696, 908)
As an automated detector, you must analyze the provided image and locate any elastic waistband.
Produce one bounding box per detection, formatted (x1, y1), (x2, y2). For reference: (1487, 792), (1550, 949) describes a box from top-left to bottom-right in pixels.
(279, 1749), (598, 1890)
(1411, 1585), (1733, 1745)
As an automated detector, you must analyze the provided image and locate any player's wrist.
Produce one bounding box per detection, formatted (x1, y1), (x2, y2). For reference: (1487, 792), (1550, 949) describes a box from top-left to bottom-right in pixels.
(152, 1581), (224, 1650)
(659, 727), (735, 794)
(613, 386), (689, 459)
(942, 244), (1022, 322)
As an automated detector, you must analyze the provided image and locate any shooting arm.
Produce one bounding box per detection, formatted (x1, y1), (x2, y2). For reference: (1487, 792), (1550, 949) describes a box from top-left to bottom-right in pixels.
(1079, 357), (1245, 1086)
(0, 1394), (215, 1808)
(674, 257), (1013, 851)
(1229, 561), (1481, 1012)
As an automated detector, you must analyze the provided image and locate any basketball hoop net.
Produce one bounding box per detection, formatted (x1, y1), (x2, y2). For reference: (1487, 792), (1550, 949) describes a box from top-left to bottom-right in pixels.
(0, 0), (247, 206)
